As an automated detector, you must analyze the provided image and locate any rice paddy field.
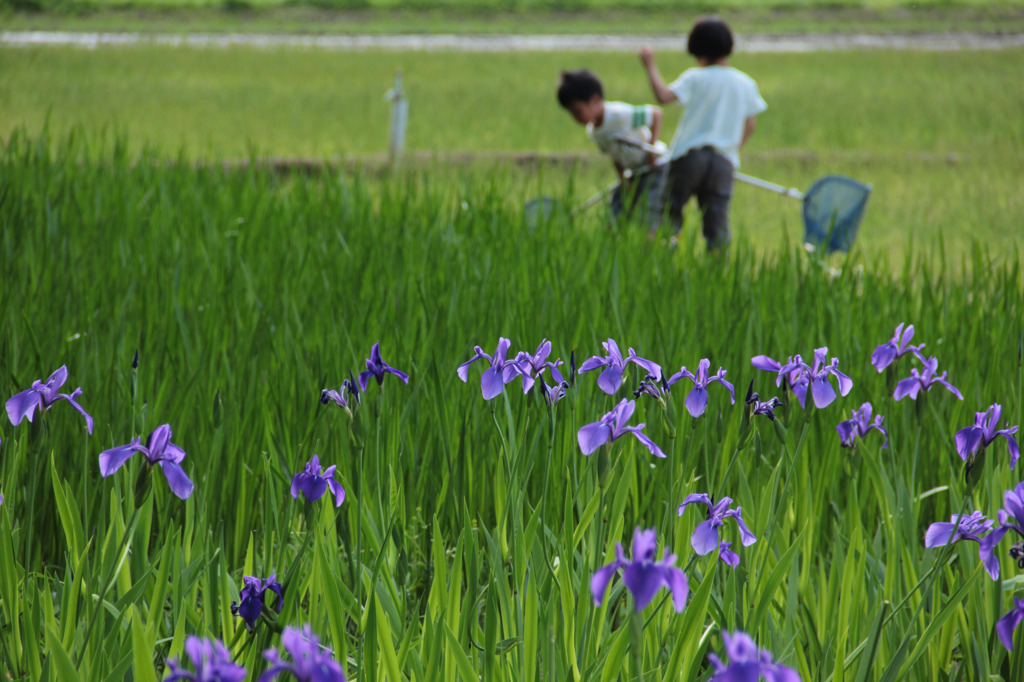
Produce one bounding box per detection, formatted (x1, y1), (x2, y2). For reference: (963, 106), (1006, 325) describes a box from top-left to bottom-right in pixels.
(3, 45), (1024, 263)
(1, 25), (1023, 682)
(4, 0), (1024, 35)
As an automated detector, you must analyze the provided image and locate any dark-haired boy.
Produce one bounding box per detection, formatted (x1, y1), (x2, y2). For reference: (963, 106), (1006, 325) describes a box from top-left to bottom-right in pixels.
(557, 69), (669, 232)
(640, 16), (766, 250)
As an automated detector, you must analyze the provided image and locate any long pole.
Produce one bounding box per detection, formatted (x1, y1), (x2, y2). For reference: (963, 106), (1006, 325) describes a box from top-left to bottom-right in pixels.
(386, 70), (408, 168)
(613, 135), (804, 200)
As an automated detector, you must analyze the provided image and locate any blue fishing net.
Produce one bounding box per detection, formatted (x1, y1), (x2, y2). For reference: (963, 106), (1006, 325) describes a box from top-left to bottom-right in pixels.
(802, 175), (872, 253)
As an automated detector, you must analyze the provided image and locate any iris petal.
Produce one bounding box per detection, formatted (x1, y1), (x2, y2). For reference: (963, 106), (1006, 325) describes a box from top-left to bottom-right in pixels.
(480, 367), (505, 400)
(621, 562), (663, 611)
(596, 365), (623, 395)
(99, 443), (141, 477)
(810, 378), (836, 409)
(691, 520), (719, 555)
(589, 562), (623, 606)
(685, 387), (709, 417)
(6, 389), (40, 426)
(160, 461), (195, 500)
(577, 423), (611, 456)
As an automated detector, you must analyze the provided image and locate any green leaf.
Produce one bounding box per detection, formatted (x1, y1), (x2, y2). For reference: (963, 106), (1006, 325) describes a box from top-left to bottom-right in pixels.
(570, 490), (600, 552)
(748, 529), (805, 635)
(522, 572), (539, 682)
(377, 596), (405, 682)
(598, 624), (630, 682)
(131, 606), (159, 682)
(44, 626), (81, 682)
(898, 565), (982, 677)
(50, 454), (86, 560)
(442, 618), (480, 682)
(853, 600), (890, 682)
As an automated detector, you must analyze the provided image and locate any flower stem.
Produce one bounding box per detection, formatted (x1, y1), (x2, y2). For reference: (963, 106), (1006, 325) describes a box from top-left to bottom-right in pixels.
(714, 443), (743, 504)
(668, 426), (697, 528)
(629, 609), (646, 682)
(594, 444), (611, 568)
(540, 403), (555, 553)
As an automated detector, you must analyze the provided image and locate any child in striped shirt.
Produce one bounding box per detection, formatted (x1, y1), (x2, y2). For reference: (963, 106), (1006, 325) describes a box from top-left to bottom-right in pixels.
(558, 69), (669, 233)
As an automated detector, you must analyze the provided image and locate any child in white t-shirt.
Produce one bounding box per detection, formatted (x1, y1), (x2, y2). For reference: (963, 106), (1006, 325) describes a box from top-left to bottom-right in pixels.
(557, 69), (669, 232)
(640, 16), (767, 250)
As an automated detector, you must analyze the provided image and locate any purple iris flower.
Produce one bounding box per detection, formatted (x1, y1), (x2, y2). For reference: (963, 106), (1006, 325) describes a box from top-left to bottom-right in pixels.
(577, 399), (665, 459)
(746, 384), (783, 422)
(978, 482), (1024, 580)
(750, 354), (807, 394)
(291, 455), (345, 507)
(457, 337), (518, 400)
(775, 347), (853, 409)
(578, 339), (662, 396)
(924, 511), (992, 548)
(955, 404), (1019, 469)
(708, 630), (801, 682)
(98, 424), (194, 499)
(667, 359), (735, 418)
(871, 323), (924, 372)
(512, 339), (564, 394)
(321, 373), (360, 411)
(752, 400), (782, 421)
(258, 624), (347, 682)
(836, 403), (888, 449)
(633, 373), (669, 404)
(164, 635), (247, 682)
(893, 356), (962, 401)
(7, 365), (94, 434)
(358, 342), (409, 391)
(537, 376), (569, 406)
(678, 493), (757, 557)
(997, 597), (1024, 651)
(231, 574), (283, 632)
(718, 541), (740, 568)
(590, 527), (689, 612)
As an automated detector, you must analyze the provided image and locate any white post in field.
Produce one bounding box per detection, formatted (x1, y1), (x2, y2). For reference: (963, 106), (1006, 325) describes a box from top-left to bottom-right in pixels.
(386, 70), (408, 168)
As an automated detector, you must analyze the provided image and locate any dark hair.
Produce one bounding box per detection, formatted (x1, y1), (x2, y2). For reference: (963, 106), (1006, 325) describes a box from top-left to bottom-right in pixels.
(687, 16), (733, 60)
(557, 69), (603, 109)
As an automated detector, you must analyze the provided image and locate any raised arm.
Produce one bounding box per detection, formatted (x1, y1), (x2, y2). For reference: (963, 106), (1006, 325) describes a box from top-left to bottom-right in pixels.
(647, 106), (664, 166)
(639, 47), (678, 105)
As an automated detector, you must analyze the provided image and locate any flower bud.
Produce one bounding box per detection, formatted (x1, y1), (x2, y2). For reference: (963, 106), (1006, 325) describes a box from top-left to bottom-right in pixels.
(964, 448), (987, 493)
(212, 389), (223, 429)
(772, 417), (788, 446)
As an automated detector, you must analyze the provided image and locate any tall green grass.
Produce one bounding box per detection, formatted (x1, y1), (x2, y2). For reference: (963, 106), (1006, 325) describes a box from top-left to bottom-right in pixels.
(0, 131), (1021, 680)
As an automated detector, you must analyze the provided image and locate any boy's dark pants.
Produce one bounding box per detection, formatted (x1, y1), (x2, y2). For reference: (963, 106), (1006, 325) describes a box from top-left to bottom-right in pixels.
(666, 146), (734, 250)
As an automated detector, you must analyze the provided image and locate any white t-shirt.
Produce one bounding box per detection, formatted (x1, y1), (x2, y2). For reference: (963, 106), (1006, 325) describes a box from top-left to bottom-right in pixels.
(587, 101), (669, 172)
(667, 66), (767, 169)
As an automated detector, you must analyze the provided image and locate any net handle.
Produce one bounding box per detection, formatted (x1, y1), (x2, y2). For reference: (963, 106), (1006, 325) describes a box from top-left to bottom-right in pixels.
(571, 159), (671, 216)
(613, 135), (805, 200)
(733, 173), (804, 200)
